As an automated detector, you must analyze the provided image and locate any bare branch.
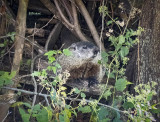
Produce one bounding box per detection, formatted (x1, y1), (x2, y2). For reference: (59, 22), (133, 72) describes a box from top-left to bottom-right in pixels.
(53, 0), (74, 28)
(45, 22), (63, 50)
(39, 0), (59, 18)
(26, 28), (45, 37)
(75, 0), (105, 51)
(71, 1), (88, 41)
(61, 0), (74, 23)
(3, 87), (128, 114)
(31, 54), (45, 109)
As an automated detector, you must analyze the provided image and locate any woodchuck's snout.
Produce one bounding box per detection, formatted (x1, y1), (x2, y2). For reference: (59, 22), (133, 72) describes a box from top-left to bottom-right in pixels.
(92, 47), (100, 58)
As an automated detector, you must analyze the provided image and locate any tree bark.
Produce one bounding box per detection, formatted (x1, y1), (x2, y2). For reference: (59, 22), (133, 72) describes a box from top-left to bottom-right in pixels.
(0, 0), (29, 121)
(12, 0), (28, 75)
(134, 0), (160, 102)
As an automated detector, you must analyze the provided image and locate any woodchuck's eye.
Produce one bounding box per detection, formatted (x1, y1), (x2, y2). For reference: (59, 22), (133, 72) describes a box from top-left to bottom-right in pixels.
(82, 46), (87, 49)
(69, 46), (76, 50)
(94, 50), (98, 55)
(93, 49), (99, 56)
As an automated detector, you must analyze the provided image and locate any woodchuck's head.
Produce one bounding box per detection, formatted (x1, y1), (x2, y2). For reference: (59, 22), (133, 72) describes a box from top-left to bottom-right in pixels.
(68, 41), (100, 61)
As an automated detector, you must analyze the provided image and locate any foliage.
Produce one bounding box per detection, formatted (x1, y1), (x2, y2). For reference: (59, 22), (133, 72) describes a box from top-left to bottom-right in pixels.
(4, 5), (159, 122)
(12, 102), (53, 122)
(0, 32), (15, 57)
(0, 71), (16, 88)
(123, 82), (158, 121)
(0, 32), (16, 87)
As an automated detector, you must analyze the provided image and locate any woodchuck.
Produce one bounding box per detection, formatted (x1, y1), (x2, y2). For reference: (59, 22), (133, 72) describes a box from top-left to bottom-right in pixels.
(57, 41), (105, 86)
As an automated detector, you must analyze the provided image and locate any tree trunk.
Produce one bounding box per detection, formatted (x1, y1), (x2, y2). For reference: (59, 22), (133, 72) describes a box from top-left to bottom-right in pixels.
(0, 0), (28, 121)
(135, 0), (160, 102)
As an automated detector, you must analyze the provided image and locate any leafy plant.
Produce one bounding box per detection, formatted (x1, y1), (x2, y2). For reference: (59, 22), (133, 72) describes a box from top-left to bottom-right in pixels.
(0, 71), (16, 87)
(0, 32), (15, 56)
(123, 82), (158, 121)
(10, 4), (159, 122)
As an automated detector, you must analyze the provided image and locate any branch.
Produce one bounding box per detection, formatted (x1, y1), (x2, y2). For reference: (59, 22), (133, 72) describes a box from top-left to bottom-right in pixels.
(71, 1), (88, 41)
(61, 0), (73, 23)
(11, 0), (29, 76)
(0, 0), (29, 121)
(45, 22), (63, 50)
(30, 54), (45, 109)
(26, 28), (45, 37)
(0, 34), (45, 53)
(39, 0), (59, 18)
(53, 0), (74, 28)
(75, 0), (105, 51)
(2, 87), (128, 114)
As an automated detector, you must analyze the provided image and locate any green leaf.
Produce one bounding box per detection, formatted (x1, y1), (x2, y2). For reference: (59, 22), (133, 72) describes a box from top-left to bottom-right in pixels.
(32, 71), (40, 76)
(113, 118), (122, 122)
(101, 51), (109, 63)
(35, 108), (48, 122)
(115, 44), (122, 51)
(151, 108), (160, 114)
(23, 103), (32, 108)
(45, 106), (53, 121)
(33, 104), (41, 111)
(98, 107), (109, 120)
(78, 106), (91, 113)
(63, 49), (72, 56)
(118, 35), (125, 44)
(103, 89), (112, 100)
(74, 88), (80, 94)
(119, 46), (129, 58)
(123, 102), (134, 110)
(63, 109), (71, 122)
(11, 102), (24, 107)
(107, 20), (113, 26)
(45, 50), (57, 56)
(0, 43), (5, 47)
(19, 107), (30, 122)
(59, 115), (64, 122)
(147, 92), (153, 101)
(48, 57), (56, 63)
(52, 67), (57, 74)
(11, 34), (15, 41)
(0, 71), (15, 87)
(81, 92), (86, 98)
(109, 72), (115, 79)
(47, 66), (52, 71)
(9, 71), (16, 79)
(60, 86), (67, 91)
(55, 63), (61, 68)
(115, 78), (128, 92)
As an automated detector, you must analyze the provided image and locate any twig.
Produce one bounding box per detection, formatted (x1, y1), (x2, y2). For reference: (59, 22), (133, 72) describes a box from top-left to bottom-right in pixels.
(71, 1), (88, 41)
(0, 34), (15, 39)
(0, 34), (45, 52)
(0, 42), (15, 59)
(27, 16), (55, 38)
(2, 87), (128, 114)
(2, 111), (11, 122)
(123, 0), (135, 35)
(61, 0), (73, 23)
(45, 22), (62, 51)
(53, 0), (74, 28)
(30, 53), (45, 109)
